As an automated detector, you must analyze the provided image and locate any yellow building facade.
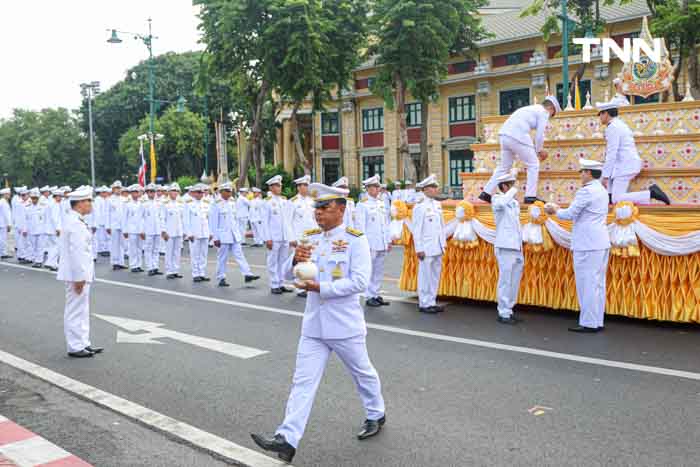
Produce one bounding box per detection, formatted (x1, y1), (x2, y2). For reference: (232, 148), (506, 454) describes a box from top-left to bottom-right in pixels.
(274, 0), (661, 192)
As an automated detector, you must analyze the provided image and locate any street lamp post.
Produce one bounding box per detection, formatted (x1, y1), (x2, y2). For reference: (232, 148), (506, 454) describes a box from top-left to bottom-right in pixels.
(80, 81), (100, 188)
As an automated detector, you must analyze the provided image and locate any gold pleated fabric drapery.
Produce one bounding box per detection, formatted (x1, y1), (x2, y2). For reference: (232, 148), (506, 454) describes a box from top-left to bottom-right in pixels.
(398, 206), (700, 323)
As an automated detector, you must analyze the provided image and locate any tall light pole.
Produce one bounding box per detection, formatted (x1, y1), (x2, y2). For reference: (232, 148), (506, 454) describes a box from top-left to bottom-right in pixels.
(80, 81), (100, 188)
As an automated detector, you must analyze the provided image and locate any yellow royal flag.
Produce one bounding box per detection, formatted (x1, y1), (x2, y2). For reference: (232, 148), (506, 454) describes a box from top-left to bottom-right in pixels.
(574, 77), (582, 110)
(149, 138), (157, 183)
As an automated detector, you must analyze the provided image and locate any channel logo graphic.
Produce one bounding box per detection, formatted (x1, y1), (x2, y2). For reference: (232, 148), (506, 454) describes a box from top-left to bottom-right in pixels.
(573, 38), (663, 64)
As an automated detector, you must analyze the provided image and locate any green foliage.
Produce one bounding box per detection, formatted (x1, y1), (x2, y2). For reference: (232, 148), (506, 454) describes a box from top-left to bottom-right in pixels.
(118, 107), (206, 183)
(176, 175), (198, 189)
(521, 0), (617, 41)
(247, 163), (296, 196)
(0, 108), (92, 187)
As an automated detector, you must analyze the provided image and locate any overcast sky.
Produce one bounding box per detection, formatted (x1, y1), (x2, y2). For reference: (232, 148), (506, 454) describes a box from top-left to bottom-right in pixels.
(1, 1), (203, 119)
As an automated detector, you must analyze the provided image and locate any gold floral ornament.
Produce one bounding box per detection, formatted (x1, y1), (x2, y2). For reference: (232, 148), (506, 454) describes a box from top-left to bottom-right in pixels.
(389, 200), (410, 244)
(522, 201), (554, 253)
(450, 200), (479, 249)
(610, 201), (640, 258)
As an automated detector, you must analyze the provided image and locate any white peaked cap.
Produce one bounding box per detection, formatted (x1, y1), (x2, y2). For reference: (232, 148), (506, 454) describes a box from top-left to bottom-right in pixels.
(544, 95), (562, 113)
(29, 188), (40, 197)
(251, 187), (261, 193)
(416, 174), (439, 188)
(51, 189), (64, 196)
(169, 182), (181, 192)
(49, 186), (58, 191)
(145, 183), (158, 191)
(60, 186), (71, 192)
(266, 174), (283, 186)
(294, 174), (311, 185)
(14, 186), (27, 193)
(309, 182), (349, 207)
(0, 188), (10, 195)
(332, 176), (349, 188)
(219, 182), (233, 191)
(595, 100), (618, 112)
(111, 180), (123, 188)
(40, 185), (50, 192)
(239, 187), (249, 192)
(579, 158), (604, 171)
(68, 185), (93, 201)
(404, 180), (413, 185)
(362, 174), (381, 186)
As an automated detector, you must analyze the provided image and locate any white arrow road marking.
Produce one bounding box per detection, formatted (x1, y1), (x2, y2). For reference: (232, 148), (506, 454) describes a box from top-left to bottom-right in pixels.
(95, 313), (267, 359)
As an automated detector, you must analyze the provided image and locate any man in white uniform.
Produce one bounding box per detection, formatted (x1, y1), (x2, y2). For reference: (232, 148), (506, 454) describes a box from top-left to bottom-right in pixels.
(26, 188), (46, 267)
(209, 182), (260, 287)
(0, 188), (12, 259)
(596, 101), (670, 205)
(380, 184), (392, 224)
(183, 184), (212, 282)
(412, 174), (447, 313)
(249, 187), (264, 247)
(235, 187), (251, 246)
(545, 159), (611, 333)
(94, 186), (111, 256)
(355, 175), (392, 307)
(290, 175), (317, 243)
(43, 188), (64, 271)
(156, 185), (168, 256)
(12, 187), (28, 263)
(492, 171), (524, 324)
(251, 183), (386, 464)
(161, 183), (185, 279)
(142, 184), (163, 276)
(107, 181), (127, 270)
(480, 96), (561, 204)
(123, 185), (145, 273)
(332, 176), (356, 228)
(261, 175), (294, 294)
(402, 180), (415, 203)
(57, 186), (103, 358)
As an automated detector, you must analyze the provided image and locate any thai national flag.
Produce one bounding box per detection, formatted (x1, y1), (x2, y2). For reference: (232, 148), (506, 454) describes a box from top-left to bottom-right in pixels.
(137, 139), (147, 187)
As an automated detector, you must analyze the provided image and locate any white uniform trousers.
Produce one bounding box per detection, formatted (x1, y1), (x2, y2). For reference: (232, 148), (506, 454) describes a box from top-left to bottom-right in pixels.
(573, 249), (610, 328)
(64, 283), (91, 353)
(158, 235), (166, 254)
(189, 238), (209, 278)
(29, 234), (43, 264)
(609, 175), (650, 204)
(15, 230), (25, 259)
(44, 234), (59, 268)
(417, 254), (443, 308)
(42, 233), (50, 256)
(367, 250), (387, 299)
(251, 221), (263, 245)
(238, 219), (249, 244)
(495, 247), (524, 318)
(97, 227), (110, 253)
(143, 234), (160, 271)
(276, 334), (386, 449)
(484, 136), (540, 198)
(110, 229), (126, 266)
(0, 227), (8, 256)
(165, 236), (183, 275)
(127, 235), (143, 269)
(216, 242), (253, 280)
(267, 241), (290, 289)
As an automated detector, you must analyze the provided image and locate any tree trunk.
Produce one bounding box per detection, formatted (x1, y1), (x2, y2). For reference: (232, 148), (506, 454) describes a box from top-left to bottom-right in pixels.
(395, 72), (413, 182)
(689, 46), (699, 98)
(290, 103), (310, 175)
(419, 100), (429, 179)
(239, 80), (269, 191)
(337, 98), (344, 176)
(671, 54), (683, 101)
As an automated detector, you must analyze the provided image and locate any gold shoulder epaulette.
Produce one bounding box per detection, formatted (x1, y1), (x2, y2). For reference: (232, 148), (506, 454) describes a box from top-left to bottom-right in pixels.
(265, 196), (272, 201)
(281, 195), (287, 200)
(291, 194), (299, 201)
(346, 227), (363, 237)
(304, 228), (323, 236)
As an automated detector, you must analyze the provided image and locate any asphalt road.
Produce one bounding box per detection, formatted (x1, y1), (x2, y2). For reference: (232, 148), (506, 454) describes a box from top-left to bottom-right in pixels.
(0, 245), (699, 467)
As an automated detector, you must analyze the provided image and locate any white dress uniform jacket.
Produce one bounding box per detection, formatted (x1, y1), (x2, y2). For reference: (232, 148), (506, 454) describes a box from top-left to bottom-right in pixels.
(498, 104), (550, 152)
(249, 197), (264, 245)
(141, 198), (162, 271)
(355, 195), (391, 300)
(602, 118), (642, 180)
(161, 198), (185, 275)
(57, 210), (95, 353)
(492, 187), (524, 319)
(0, 198), (11, 257)
(260, 194), (293, 289)
(209, 198), (253, 280)
(412, 197), (447, 309)
(183, 199), (210, 278)
(290, 194), (317, 241)
(342, 197), (357, 229)
(107, 194), (126, 266)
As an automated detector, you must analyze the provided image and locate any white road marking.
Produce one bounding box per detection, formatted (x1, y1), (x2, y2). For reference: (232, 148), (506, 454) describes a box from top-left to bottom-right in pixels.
(0, 437), (71, 465)
(95, 313), (268, 359)
(3, 262), (700, 381)
(0, 348), (286, 467)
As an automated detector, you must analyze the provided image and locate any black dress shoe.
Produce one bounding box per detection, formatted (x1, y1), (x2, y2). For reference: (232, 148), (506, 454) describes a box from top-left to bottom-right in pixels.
(244, 275), (260, 283)
(650, 184), (671, 205)
(271, 288), (283, 295)
(365, 297), (382, 307)
(430, 305), (445, 313)
(148, 270), (157, 276)
(419, 306), (438, 314)
(297, 290), (308, 298)
(357, 416), (386, 440)
(32, 263), (42, 268)
(85, 346), (103, 354)
(250, 433), (295, 463)
(1, 255), (13, 259)
(174, 273), (183, 278)
(568, 325), (600, 333)
(524, 196), (544, 204)
(218, 279), (230, 287)
(201, 277), (211, 282)
(131, 267), (144, 273)
(497, 316), (519, 325)
(68, 350), (94, 358)
(377, 296), (390, 306)
(478, 191), (492, 203)
(193, 276), (204, 283)
(280, 286), (293, 293)
(153, 270), (163, 275)
(166, 274), (176, 279)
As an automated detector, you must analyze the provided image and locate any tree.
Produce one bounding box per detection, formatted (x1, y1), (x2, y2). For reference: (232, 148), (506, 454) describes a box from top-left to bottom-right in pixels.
(0, 108), (92, 187)
(118, 107), (206, 182)
(369, 0), (488, 181)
